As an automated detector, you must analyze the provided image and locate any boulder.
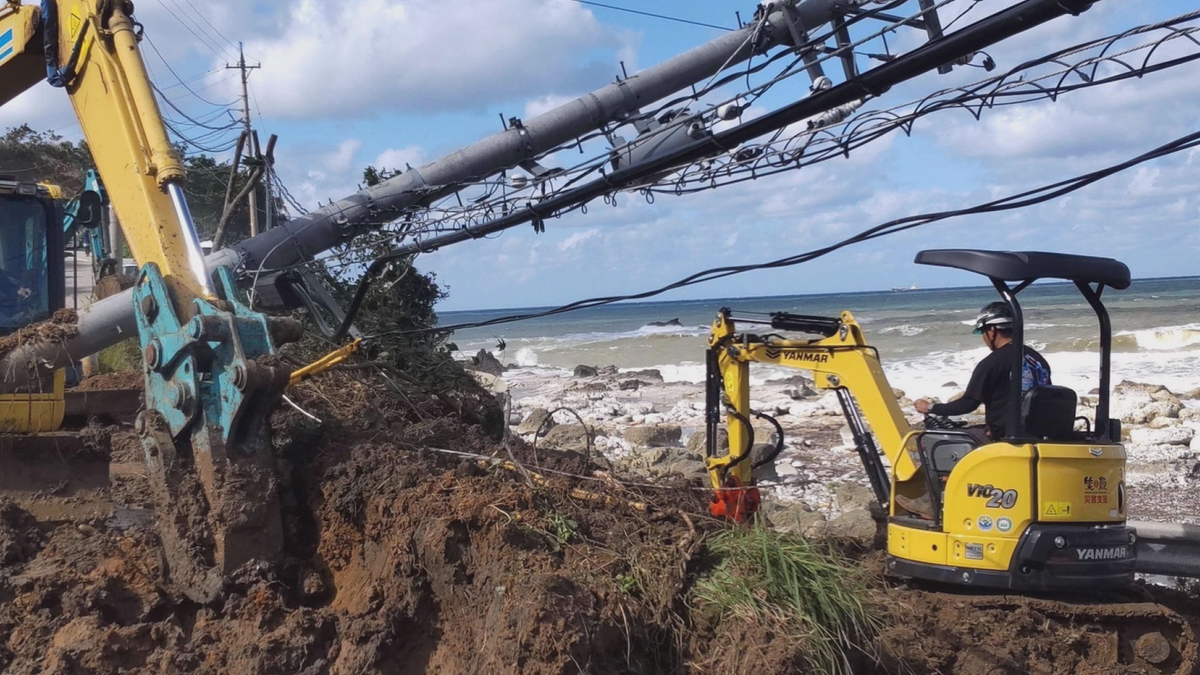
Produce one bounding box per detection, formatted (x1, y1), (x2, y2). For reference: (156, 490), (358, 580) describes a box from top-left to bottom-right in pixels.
(686, 428), (728, 455)
(621, 369), (664, 383)
(764, 502), (827, 537)
(784, 380), (819, 399)
(824, 509), (879, 547)
(1129, 426), (1195, 447)
(1181, 408), (1200, 423)
(834, 483), (877, 512)
(613, 446), (704, 478)
(573, 365), (599, 378)
(597, 365), (619, 376)
(467, 349), (505, 376)
(624, 424), (682, 447)
(517, 408), (556, 436)
(1149, 416), (1181, 429)
(618, 379), (642, 391)
(539, 424), (592, 453)
(942, 381), (958, 388)
(1183, 388), (1200, 401)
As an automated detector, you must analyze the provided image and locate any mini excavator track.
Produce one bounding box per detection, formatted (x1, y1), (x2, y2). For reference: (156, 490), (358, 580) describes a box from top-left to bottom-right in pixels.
(921, 590), (1199, 675)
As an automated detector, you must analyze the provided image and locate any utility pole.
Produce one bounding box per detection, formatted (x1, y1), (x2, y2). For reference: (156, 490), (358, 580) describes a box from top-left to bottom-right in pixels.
(227, 43), (261, 236)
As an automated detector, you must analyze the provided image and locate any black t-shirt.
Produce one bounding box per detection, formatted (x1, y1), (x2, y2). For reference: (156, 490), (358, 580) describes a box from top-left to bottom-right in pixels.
(930, 343), (1051, 437)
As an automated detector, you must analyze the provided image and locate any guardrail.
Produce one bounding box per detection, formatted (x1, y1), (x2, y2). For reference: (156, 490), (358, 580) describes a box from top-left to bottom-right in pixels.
(1130, 520), (1200, 578)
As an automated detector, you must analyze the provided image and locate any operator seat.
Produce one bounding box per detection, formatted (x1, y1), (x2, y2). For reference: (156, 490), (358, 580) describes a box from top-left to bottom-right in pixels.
(1021, 385), (1078, 440)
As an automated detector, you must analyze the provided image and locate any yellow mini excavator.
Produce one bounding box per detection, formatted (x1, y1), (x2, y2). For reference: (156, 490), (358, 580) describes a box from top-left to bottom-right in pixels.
(705, 249), (1134, 590)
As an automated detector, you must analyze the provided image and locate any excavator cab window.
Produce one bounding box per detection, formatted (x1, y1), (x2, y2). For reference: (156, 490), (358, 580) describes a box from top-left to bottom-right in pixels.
(0, 193), (63, 333)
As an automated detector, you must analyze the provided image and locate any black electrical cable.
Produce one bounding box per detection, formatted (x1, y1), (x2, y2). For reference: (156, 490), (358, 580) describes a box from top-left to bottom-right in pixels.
(368, 127), (1200, 339)
(567, 0), (735, 31)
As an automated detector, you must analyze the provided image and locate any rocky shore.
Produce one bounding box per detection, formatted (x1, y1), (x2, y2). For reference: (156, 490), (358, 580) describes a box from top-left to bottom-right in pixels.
(470, 358), (1200, 536)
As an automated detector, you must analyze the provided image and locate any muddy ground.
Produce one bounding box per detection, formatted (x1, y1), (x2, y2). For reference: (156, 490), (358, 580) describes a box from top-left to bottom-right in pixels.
(2, 368), (1199, 674)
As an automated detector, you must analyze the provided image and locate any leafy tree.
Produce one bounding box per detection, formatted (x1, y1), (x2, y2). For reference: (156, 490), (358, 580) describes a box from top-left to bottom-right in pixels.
(1, 125), (255, 244)
(297, 164), (466, 393)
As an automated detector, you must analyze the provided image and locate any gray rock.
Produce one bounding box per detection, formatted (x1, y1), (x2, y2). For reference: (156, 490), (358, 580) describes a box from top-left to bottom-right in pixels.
(824, 509), (878, 547)
(1183, 388), (1200, 401)
(621, 369), (665, 383)
(942, 381), (958, 388)
(597, 365), (619, 376)
(613, 446), (704, 478)
(618, 379), (641, 391)
(1130, 426), (1194, 447)
(624, 424), (682, 447)
(1149, 416), (1181, 429)
(466, 349), (505, 376)
(573, 365), (599, 378)
(517, 408), (555, 436)
(834, 483), (877, 512)
(539, 424), (592, 452)
(764, 502), (827, 537)
(686, 428), (728, 455)
(784, 380), (819, 399)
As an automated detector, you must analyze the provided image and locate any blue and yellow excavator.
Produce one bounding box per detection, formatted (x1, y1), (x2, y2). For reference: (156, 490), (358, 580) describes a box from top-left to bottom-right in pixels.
(0, 0), (302, 601)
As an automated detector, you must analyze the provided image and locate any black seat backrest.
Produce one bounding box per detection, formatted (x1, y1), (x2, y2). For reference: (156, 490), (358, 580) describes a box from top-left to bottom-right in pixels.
(1022, 385), (1077, 440)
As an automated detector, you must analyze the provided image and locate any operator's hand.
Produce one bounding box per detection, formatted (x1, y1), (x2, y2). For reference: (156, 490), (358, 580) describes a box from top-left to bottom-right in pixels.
(914, 399), (932, 414)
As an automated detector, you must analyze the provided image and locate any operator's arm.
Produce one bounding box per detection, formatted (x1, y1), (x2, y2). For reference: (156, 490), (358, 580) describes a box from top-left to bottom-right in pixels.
(925, 351), (995, 416)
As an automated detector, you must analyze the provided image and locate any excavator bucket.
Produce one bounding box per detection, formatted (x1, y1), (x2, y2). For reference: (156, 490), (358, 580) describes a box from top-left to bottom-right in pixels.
(134, 264), (300, 602)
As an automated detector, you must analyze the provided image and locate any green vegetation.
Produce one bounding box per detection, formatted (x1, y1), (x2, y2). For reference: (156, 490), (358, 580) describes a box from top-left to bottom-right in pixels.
(692, 522), (881, 675)
(97, 339), (141, 374)
(1, 125), (261, 246)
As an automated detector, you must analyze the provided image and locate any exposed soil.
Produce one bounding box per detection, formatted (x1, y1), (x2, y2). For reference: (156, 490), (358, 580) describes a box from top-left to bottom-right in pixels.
(0, 308), (77, 360)
(71, 370), (144, 392)
(0, 367), (1198, 674)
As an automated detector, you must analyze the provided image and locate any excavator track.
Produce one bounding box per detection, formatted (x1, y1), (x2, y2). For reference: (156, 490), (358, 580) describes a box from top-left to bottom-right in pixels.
(915, 589), (1199, 675)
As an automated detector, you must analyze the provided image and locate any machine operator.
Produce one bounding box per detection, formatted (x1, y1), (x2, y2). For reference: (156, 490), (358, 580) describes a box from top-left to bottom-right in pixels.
(914, 301), (1052, 441)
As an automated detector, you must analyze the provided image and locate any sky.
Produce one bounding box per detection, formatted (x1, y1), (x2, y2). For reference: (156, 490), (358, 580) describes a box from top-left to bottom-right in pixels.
(2, 0), (1197, 311)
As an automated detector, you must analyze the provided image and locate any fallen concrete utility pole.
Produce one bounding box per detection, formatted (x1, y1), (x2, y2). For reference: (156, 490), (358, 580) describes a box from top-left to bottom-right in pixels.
(0, 0), (1097, 389)
(0, 0), (861, 388)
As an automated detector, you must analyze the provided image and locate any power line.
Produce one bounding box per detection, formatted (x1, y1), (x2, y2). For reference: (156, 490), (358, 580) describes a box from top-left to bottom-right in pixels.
(143, 33), (238, 108)
(376, 128), (1200, 337)
(155, 0), (235, 61)
(567, 0), (735, 31)
(179, 0), (239, 55)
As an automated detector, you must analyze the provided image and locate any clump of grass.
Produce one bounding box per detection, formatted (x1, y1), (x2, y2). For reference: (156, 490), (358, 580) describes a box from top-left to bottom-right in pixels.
(691, 521), (881, 674)
(97, 339), (141, 373)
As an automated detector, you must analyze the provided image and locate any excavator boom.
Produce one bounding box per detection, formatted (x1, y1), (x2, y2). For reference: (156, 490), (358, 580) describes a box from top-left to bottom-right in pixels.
(0, 0), (299, 600)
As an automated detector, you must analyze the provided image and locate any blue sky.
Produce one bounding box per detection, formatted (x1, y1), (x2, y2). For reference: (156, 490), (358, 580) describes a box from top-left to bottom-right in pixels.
(2, 0), (1197, 311)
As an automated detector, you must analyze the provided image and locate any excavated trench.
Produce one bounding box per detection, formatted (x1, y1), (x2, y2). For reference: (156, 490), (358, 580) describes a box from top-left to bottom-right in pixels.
(1, 367), (1199, 674)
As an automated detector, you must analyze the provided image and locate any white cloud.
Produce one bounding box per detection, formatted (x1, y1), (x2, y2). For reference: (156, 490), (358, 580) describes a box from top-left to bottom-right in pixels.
(215, 0), (626, 119)
(373, 146), (426, 171)
(557, 228), (599, 251)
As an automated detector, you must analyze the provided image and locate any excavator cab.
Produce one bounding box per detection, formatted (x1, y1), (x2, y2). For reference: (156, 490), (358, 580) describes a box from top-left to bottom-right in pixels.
(0, 178), (67, 433)
(889, 249), (1134, 590)
(0, 178), (64, 332)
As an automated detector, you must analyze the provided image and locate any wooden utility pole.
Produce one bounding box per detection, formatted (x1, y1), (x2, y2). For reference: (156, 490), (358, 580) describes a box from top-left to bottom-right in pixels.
(227, 43), (261, 236)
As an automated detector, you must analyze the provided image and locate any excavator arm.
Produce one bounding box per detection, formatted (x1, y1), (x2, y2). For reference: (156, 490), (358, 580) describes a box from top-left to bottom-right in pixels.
(704, 307), (914, 520)
(0, 0), (300, 600)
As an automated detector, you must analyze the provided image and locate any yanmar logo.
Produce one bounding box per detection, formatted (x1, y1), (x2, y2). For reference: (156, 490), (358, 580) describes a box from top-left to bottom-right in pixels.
(763, 347), (829, 364)
(1075, 546), (1128, 561)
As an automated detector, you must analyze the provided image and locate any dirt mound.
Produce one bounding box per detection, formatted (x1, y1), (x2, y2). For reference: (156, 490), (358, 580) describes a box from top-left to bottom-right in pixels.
(72, 370), (144, 392)
(1, 367), (1199, 674)
(0, 308), (77, 360)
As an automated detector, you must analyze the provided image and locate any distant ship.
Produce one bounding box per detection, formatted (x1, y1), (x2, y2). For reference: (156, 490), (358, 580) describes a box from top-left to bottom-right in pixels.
(891, 284), (919, 292)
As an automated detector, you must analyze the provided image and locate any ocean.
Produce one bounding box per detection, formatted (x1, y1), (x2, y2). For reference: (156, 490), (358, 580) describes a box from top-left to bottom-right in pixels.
(443, 277), (1200, 401)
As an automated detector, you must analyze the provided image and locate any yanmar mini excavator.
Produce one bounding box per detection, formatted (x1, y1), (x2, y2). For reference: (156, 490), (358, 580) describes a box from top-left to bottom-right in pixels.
(705, 249), (1135, 590)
